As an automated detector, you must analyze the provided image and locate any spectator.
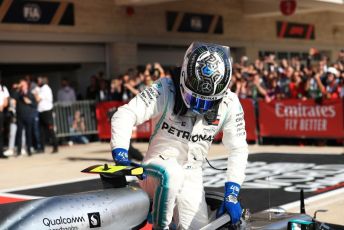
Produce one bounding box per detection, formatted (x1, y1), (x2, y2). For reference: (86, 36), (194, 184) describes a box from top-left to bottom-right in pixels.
(96, 79), (110, 102)
(26, 75), (42, 152)
(36, 76), (58, 153)
(289, 71), (307, 99)
(57, 78), (76, 102)
(264, 72), (282, 102)
(86, 75), (98, 100)
(304, 67), (322, 99)
(70, 110), (89, 144)
(109, 78), (123, 101)
(122, 74), (139, 101)
(252, 71), (269, 99)
(0, 76), (9, 159)
(317, 67), (341, 99)
(3, 98), (18, 157)
(12, 79), (37, 156)
(135, 72), (146, 92)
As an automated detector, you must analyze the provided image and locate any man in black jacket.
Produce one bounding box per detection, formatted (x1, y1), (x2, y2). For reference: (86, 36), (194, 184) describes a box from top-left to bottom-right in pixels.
(13, 79), (37, 156)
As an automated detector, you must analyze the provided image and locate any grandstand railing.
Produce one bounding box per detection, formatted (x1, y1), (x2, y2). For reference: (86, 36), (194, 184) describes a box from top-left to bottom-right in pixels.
(53, 100), (98, 138)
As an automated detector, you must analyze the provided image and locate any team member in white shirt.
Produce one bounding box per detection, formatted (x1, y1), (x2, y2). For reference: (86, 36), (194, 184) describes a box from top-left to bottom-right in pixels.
(0, 77), (9, 159)
(36, 76), (58, 153)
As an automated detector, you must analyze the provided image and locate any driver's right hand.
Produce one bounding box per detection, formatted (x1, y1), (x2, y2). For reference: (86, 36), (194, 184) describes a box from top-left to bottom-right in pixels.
(112, 148), (131, 166)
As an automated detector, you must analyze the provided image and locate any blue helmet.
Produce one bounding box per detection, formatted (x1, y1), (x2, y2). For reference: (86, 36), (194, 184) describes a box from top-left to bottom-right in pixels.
(180, 42), (232, 114)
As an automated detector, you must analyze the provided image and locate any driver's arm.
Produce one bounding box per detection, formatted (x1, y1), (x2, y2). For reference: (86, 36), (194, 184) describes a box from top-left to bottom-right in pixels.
(110, 79), (167, 151)
(221, 94), (249, 186)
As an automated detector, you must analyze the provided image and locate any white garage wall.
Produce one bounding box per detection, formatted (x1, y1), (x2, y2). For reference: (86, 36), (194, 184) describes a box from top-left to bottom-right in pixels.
(138, 44), (187, 67)
(0, 42), (105, 63)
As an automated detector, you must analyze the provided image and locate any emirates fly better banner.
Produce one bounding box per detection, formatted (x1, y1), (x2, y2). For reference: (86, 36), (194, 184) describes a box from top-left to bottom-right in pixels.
(259, 99), (344, 138)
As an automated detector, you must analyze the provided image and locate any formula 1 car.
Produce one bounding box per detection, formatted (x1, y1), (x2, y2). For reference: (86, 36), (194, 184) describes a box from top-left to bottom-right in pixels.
(0, 163), (342, 230)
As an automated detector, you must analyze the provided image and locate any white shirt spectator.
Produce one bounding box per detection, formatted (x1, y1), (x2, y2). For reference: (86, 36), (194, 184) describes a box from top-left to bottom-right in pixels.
(38, 84), (53, 112)
(0, 84), (9, 108)
(57, 86), (76, 102)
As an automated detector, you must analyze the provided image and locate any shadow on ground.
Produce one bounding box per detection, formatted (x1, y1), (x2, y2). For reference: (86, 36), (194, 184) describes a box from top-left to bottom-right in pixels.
(65, 157), (112, 162)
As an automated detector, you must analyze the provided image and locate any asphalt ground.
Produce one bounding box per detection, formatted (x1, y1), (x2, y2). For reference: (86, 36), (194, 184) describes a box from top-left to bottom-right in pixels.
(0, 142), (343, 225)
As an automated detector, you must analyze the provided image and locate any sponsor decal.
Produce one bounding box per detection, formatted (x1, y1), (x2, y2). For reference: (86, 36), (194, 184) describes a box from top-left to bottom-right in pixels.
(275, 103), (336, 118)
(23, 3), (41, 22)
(203, 126), (217, 133)
(168, 116), (187, 127)
(1, 1), (75, 25)
(88, 212), (101, 228)
(42, 215), (85, 229)
(203, 159), (344, 193)
(166, 11), (223, 34)
(275, 103), (336, 132)
(154, 82), (163, 89)
(191, 92), (219, 101)
(139, 87), (160, 107)
(277, 21), (315, 40)
(235, 112), (246, 137)
(161, 122), (214, 142)
(259, 99), (343, 138)
(210, 119), (220, 126)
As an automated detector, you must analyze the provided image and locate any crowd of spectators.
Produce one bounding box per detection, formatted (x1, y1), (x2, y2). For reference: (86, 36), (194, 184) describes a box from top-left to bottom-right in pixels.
(0, 48), (343, 158)
(85, 49), (343, 104)
(85, 63), (168, 102)
(229, 48), (344, 102)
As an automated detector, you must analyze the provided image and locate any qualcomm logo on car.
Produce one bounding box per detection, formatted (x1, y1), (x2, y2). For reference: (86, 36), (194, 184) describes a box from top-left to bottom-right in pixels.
(42, 215), (85, 228)
(23, 3), (41, 22)
(88, 212), (101, 228)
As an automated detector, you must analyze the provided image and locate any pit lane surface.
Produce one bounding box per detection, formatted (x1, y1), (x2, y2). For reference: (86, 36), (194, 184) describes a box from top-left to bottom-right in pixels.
(4, 153), (344, 213)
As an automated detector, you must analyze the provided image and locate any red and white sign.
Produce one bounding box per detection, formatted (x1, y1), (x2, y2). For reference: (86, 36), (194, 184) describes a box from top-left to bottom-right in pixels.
(259, 99), (344, 138)
(280, 0), (297, 16)
(96, 101), (125, 139)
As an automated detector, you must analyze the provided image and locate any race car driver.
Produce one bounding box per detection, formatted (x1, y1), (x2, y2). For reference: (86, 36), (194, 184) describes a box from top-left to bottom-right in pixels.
(111, 42), (249, 230)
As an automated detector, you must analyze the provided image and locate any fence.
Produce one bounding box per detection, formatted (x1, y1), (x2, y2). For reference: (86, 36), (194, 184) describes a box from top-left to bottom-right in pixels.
(53, 100), (98, 138)
(54, 98), (344, 141)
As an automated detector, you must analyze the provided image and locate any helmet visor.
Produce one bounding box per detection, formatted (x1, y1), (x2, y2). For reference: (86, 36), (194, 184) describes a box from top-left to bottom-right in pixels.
(181, 90), (215, 114)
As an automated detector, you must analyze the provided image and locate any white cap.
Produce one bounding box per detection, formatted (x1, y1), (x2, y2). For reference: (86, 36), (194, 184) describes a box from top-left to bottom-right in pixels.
(327, 67), (339, 77)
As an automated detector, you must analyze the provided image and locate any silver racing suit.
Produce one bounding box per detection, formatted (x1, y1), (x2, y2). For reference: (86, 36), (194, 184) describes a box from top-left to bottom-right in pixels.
(111, 78), (248, 230)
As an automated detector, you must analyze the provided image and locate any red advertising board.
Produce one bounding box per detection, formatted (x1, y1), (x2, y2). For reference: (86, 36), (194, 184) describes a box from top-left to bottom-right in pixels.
(135, 120), (153, 139)
(96, 101), (153, 140)
(259, 99), (344, 138)
(96, 101), (125, 139)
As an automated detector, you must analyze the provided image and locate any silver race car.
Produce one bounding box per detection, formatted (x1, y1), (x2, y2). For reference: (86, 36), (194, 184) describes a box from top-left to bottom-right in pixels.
(0, 164), (341, 230)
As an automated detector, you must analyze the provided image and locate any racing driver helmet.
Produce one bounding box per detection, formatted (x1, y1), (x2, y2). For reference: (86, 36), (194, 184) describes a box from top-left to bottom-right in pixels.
(180, 42), (232, 114)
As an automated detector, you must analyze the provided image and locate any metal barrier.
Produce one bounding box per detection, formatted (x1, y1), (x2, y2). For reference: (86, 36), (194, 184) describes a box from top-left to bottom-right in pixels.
(53, 100), (98, 138)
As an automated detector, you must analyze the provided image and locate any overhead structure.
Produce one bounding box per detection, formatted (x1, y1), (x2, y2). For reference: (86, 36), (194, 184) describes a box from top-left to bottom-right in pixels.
(243, 0), (344, 18)
(113, 0), (344, 25)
